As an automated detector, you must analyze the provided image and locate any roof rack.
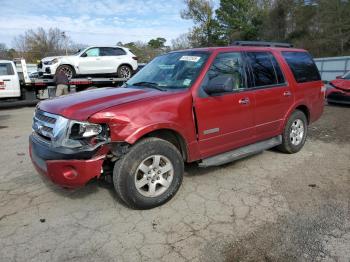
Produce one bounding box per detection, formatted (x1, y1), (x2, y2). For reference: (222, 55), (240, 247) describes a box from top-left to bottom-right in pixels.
(232, 41), (293, 48)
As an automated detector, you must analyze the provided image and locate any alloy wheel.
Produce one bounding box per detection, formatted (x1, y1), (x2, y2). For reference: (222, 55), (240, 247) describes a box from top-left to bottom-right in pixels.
(119, 66), (131, 79)
(290, 119), (304, 146)
(134, 155), (174, 197)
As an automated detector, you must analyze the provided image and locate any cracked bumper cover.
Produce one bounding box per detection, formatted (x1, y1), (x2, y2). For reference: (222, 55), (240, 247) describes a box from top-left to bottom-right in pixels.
(29, 134), (107, 188)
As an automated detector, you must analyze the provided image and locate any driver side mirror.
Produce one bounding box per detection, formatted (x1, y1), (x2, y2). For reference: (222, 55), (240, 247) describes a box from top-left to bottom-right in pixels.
(203, 75), (234, 95)
(336, 75), (342, 79)
(81, 53), (87, 58)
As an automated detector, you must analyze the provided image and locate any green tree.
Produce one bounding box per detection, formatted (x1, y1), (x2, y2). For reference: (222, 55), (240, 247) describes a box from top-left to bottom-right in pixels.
(148, 37), (167, 49)
(316, 0), (350, 56)
(259, 0), (294, 42)
(121, 41), (167, 63)
(216, 0), (263, 43)
(181, 0), (222, 47)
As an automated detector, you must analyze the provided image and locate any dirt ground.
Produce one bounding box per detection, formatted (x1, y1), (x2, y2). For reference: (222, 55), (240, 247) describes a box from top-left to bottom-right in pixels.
(0, 105), (349, 262)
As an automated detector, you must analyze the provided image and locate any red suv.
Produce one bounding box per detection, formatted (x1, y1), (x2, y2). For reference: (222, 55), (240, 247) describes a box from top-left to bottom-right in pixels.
(30, 41), (324, 209)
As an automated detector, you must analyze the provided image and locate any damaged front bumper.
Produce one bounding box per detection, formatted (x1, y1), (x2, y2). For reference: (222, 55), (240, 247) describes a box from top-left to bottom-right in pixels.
(29, 134), (108, 188)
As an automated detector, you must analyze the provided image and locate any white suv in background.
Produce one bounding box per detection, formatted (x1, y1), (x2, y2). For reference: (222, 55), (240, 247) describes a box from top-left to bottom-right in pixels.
(38, 46), (138, 79)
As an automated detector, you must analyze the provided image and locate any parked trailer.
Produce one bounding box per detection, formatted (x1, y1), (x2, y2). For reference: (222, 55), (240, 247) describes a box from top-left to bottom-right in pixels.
(0, 59), (127, 103)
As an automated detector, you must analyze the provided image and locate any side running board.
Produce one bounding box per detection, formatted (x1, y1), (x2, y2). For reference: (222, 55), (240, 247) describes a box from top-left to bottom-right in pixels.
(199, 135), (282, 167)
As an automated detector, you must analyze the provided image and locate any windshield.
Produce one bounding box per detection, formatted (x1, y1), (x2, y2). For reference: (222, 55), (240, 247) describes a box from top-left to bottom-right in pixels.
(342, 71), (350, 79)
(127, 51), (210, 90)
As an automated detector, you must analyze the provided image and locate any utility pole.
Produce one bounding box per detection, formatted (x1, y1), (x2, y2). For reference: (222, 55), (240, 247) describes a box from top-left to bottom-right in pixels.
(61, 31), (68, 55)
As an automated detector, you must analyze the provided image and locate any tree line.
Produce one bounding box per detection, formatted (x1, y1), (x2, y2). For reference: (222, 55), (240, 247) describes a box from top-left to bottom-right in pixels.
(1, 0), (349, 63)
(0, 29), (171, 63)
(181, 0), (350, 57)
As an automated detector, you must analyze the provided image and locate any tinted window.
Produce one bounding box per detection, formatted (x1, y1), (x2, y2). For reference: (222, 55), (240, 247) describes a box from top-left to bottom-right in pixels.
(84, 48), (100, 57)
(282, 51), (321, 83)
(246, 52), (285, 87)
(0, 63), (14, 76)
(201, 52), (246, 92)
(101, 47), (126, 56)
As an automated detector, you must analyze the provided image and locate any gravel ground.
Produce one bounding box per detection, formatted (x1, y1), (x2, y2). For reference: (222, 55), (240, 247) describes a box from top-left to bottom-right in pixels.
(0, 105), (349, 262)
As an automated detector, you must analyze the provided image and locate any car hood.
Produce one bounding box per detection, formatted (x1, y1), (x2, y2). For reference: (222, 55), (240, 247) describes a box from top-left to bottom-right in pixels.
(41, 55), (75, 62)
(330, 79), (350, 91)
(38, 87), (171, 121)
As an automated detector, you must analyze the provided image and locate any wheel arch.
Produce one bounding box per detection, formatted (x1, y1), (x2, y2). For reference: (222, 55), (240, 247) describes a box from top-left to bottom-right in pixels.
(129, 128), (189, 162)
(55, 64), (75, 75)
(294, 104), (310, 124)
(281, 103), (311, 132)
(118, 63), (133, 71)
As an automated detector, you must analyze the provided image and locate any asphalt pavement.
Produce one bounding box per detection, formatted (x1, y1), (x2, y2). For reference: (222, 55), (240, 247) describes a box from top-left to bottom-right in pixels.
(0, 105), (349, 262)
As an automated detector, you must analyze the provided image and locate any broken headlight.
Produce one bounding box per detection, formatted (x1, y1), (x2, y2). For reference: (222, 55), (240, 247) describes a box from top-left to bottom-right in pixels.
(69, 121), (103, 139)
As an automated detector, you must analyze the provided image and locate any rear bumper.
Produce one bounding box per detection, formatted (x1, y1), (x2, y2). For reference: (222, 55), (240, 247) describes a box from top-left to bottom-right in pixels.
(29, 135), (107, 188)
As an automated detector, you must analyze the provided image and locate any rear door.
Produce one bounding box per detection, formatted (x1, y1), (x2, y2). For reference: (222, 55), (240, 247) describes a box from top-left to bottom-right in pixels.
(245, 51), (293, 140)
(0, 62), (20, 98)
(100, 47), (127, 73)
(194, 51), (256, 158)
(281, 51), (323, 122)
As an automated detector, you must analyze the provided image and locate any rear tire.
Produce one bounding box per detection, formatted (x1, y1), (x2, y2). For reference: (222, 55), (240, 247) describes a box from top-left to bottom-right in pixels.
(113, 138), (184, 209)
(117, 65), (132, 79)
(277, 110), (308, 154)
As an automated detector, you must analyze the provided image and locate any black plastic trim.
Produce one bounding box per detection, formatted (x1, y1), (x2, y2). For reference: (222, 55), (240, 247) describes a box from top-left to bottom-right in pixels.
(30, 134), (99, 161)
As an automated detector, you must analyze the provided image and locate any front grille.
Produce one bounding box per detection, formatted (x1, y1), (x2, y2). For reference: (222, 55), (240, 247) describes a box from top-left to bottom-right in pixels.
(35, 110), (57, 124)
(33, 109), (59, 140)
(37, 61), (42, 69)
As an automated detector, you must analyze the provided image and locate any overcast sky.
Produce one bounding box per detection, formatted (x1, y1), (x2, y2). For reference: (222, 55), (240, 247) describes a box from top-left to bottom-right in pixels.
(0, 0), (195, 48)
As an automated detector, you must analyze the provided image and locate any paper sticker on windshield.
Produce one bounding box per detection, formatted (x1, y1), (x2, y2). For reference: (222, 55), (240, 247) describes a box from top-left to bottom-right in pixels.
(180, 56), (201, 62)
(183, 79), (191, 86)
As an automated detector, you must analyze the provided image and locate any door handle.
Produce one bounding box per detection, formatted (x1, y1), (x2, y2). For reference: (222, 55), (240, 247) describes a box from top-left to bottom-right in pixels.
(283, 91), (292, 97)
(3, 79), (10, 81)
(239, 98), (250, 105)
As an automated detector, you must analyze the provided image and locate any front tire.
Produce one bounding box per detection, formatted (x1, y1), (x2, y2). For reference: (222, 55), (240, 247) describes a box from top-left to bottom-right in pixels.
(113, 138), (184, 209)
(277, 110), (308, 154)
(56, 65), (75, 78)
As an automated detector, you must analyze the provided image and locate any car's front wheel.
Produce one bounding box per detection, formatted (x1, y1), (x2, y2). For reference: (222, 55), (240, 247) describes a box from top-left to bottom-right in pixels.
(56, 65), (75, 78)
(117, 65), (132, 79)
(277, 110), (308, 153)
(113, 138), (184, 209)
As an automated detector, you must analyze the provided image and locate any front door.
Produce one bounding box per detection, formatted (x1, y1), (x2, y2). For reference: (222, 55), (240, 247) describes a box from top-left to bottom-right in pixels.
(78, 47), (105, 74)
(194, 52), (256, 158)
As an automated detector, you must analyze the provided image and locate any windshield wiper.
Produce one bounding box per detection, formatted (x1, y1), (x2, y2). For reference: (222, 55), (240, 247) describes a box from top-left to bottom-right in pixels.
(131, 82), (166, 91)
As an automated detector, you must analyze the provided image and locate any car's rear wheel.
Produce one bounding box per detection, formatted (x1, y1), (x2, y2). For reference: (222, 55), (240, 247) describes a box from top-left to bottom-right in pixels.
(113, 138), (184, 209)
(277, 110), (308, 154)
(117, 65), (132, 79)
(56, 65), (75, 78)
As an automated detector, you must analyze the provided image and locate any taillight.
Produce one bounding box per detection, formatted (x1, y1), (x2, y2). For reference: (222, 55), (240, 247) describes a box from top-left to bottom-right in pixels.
(321, 84), (327, 98)
(132, 56), (138, 61)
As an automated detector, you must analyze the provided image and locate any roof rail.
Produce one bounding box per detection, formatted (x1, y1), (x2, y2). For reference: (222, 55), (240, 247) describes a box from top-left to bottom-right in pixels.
(232, 41), (293, 48)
